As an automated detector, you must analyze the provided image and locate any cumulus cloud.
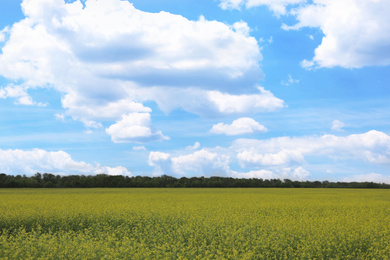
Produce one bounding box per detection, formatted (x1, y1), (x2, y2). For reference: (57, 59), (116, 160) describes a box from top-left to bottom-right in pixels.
(284, 0), (390, 68)
(148, 147), (310, 180)
(0, 148), (132, 176)
(96, 166), (132, 176)
(231, 167), (310, 180)
(145, 86), (284, 116)
(210, 117), (267, 136)
(207, 87), (284, 114)
(237, 149), (304, 166)
(331, 120), (345, 131)
(148, 149), (231, 177)
(290, 167), (310, 180)
(0, 84), (46, 106)
(219, 0), (244, 10)
(231, 169), (275, 179)
(0, 0), (273, 135)
(234, 130), (390, 167)
(222, 0), (390, 69)
(219, 0), (305, 16)
(105, 113), (169, 143)
(148, 130), (390, 180)
(62, 91), (152, 128)
(172, 149), (231, 177)
(230, 167), (310, 180)
(343, 173), (390, 184)
(0, 27), (9, 42)
(148, 151), (173, 176)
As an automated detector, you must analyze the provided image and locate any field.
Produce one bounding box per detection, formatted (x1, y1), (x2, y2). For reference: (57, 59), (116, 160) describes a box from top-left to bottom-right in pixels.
(1, 188), (390, 259)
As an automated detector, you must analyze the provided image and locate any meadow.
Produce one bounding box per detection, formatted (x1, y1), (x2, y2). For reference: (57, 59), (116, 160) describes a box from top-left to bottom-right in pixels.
(0, 188), (389, 259)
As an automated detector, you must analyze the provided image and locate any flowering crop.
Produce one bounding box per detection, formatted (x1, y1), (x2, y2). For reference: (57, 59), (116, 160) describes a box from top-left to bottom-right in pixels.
(1, 188), (389, 259)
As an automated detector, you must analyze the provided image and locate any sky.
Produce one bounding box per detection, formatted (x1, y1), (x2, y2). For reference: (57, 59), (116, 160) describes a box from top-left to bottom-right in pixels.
(1, 0), (390, 183)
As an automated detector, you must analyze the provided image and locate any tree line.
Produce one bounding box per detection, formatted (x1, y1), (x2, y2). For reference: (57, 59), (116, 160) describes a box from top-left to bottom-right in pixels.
(0, 173), (389, 188)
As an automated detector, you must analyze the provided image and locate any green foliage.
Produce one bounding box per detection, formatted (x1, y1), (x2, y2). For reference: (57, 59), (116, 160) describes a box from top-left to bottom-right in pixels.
(1, 173), (389, 188)
(1, 188), (390, 259)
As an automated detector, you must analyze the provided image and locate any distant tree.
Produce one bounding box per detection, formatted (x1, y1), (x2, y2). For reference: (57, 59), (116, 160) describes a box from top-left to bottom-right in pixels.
(0, 172), (390, 189)
(32, 173), (43, 187)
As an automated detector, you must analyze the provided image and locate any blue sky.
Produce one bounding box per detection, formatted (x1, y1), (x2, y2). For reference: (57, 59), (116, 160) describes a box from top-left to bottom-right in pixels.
(1, 0), (390, 183)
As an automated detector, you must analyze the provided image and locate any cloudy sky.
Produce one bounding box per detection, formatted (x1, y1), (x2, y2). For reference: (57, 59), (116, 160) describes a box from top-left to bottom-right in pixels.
(1, 0), (390, 183)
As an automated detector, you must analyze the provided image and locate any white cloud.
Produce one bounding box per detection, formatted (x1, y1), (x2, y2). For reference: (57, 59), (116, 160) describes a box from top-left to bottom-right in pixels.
(54, 113), (65, 121)
(259, 36), (273, 45)
(186, 142), (201, 150)
(343, 173), (390, 184)
(331, 120), (345, 131)
(0, 148), (132, 176)
(291, 166), (310, 180)
(300, 59), (315, 69)
(148, 149), (231, 177)
(219, 0), (244, 10)
(207, 87), (285, 114)
(0, 84), (46, 106)
(231, 169), (275, 179)
(237, 149), (304, 166)
(235, 167), (310, 181)
(0, 0), (270, 133)
(172, 149), (231, 177)
(133, 146), (147, 151)
(246, 0), (305, 16)
(222, 0), (390, 69)
(95, 166), (132, 176)
(234, 130), (390, 166)
(148, 151), (171, 166)
(0, 27), (9, 42)
(210, 117), (267, 136)
(284, 0), (390, 68)
(148, 130), (390, 181)
(148, 147), (310, 180)
(219, 0), (305, 16)
(61, 91), (151, 128)
(148, 151), (172, 176)
(145, 86), (284, 116)
(105, 113), (169, 143)
(232, 21), (251, 36)
(281, 74), (299, 86)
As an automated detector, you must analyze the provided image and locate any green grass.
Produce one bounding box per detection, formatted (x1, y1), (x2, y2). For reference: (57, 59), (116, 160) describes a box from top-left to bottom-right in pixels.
(1, 188), (390, 259)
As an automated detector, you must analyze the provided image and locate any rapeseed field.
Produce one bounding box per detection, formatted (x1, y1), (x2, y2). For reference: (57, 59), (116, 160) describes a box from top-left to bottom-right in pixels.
(0, 188), (389, 259)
